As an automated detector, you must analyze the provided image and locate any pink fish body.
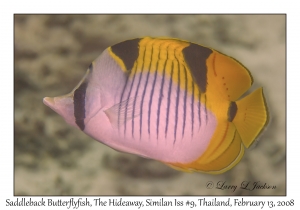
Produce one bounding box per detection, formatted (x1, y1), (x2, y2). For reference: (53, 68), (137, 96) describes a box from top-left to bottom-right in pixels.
(44, 37), (268, 174)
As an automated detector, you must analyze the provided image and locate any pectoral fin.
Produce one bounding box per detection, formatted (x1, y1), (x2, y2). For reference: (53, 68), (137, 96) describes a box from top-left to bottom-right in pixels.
(104, 96), (141, 129)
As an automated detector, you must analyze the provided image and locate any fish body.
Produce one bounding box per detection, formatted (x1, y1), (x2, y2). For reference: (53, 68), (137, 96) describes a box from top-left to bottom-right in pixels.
(43, 37), (268, 174)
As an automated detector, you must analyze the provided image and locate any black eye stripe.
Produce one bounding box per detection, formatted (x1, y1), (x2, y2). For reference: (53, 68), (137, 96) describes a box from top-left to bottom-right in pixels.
(74, 82), (88, 130)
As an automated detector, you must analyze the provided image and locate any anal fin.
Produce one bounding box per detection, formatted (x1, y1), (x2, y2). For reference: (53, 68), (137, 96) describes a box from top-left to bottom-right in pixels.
(165, 131), (245, 174)
(194, 131), (245, 174)
(196, 121), (236, 164)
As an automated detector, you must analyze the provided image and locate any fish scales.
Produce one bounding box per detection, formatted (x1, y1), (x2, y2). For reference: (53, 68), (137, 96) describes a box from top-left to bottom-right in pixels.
(110, 39), (214, 155)
(110, 60), (215, 162)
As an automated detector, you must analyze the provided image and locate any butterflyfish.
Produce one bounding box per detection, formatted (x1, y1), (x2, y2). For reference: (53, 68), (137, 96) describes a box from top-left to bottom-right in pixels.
(43, 37), (268, 174)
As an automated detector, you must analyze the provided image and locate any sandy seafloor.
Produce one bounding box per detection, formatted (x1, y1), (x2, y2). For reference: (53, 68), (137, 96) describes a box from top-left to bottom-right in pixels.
(14, 15), (286, 196)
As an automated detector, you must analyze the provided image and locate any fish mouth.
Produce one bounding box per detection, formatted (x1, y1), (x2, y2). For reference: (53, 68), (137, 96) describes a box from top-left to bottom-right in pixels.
(43, 94), (76, 126)
(43, 97), (55, 107)
(43, 96), (62, 117)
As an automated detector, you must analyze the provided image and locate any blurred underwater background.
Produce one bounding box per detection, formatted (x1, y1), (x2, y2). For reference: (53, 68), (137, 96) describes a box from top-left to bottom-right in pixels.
(14, 14), (285, 195)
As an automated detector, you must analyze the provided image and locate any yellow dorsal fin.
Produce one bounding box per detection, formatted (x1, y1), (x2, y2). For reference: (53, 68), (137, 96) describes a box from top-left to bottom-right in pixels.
(206, 51), (253, 101)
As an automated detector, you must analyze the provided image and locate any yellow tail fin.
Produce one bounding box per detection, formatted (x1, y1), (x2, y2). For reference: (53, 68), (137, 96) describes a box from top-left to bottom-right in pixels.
(232, 87), (268, 148)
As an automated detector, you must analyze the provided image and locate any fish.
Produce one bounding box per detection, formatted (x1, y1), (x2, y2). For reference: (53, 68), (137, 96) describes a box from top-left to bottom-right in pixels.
(43, 37), (268, 174)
